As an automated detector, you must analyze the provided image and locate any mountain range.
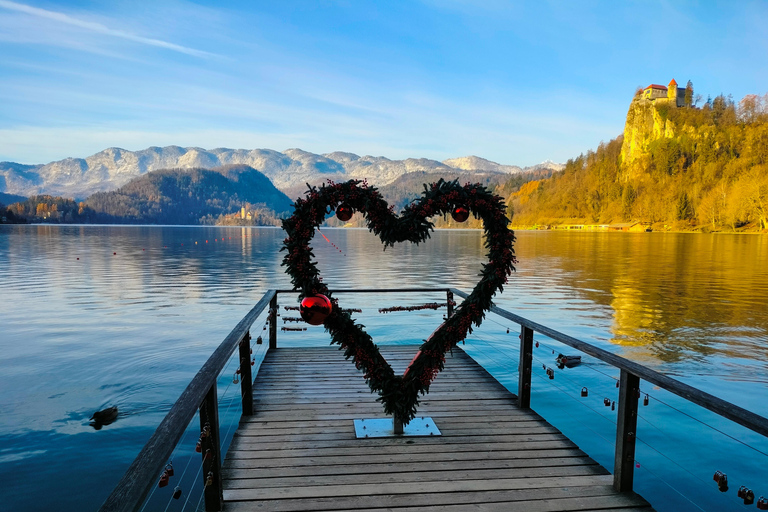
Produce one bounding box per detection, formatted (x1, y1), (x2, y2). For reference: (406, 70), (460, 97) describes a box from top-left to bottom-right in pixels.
(0, 146), (563, 200)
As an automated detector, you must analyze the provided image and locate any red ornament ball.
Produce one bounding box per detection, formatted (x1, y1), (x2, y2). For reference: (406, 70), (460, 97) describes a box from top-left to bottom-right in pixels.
(452, 206), (470, 222)
(336, 204), (353, 222)
(300, 294), (332, 325)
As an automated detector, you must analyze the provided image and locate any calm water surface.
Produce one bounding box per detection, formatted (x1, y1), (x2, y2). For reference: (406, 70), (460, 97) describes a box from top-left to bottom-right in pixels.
(1, 225), (767, 511)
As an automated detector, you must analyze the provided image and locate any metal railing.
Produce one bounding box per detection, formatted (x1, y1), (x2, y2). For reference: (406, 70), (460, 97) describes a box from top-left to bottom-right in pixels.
(100, 287), (768, 511)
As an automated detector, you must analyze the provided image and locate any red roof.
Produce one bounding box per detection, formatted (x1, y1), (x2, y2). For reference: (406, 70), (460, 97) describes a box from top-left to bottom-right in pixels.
(668, 79), (678, 86)
(644, 84), (667, 90)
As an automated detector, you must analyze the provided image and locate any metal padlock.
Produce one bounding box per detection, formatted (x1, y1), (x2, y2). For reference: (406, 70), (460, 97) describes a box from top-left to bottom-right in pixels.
(756, 496), (768, 510)
(165, 462), (174, 477)
(604, 398), (611, 407)
(158, 470), (169, 488)
(172, 486), (182, 500)
(195, 439), (202, 453)
(745, 489), (755, 505)
(581, 387), (588, 397)
(611, 401), (616, 411)
(643, 394), (649, 406)
(713, 471), (728, 492)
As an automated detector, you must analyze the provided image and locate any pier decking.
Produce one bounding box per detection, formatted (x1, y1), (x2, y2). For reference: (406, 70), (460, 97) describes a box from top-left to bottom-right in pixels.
(223, 346), (653, 511)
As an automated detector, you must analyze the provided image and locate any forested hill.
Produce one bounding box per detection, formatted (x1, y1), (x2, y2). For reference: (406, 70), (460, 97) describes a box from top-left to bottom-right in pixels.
(509, 92), (768, 231)
(84, 165), (292, 224)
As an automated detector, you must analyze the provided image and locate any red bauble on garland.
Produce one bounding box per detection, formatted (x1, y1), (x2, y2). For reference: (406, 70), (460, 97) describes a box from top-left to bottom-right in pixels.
(300, 294), (332, 325)
(336, 204), (353, 222)
(452, 206), (469, 222)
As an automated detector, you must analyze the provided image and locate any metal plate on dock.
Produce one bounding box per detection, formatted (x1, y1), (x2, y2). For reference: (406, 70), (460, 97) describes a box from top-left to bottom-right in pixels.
(354, 417), (441, 438)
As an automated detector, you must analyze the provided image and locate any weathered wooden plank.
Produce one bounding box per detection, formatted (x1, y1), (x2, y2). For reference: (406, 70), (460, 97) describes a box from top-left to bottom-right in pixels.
(224, 485), (634, 512)
(224, 474), (616, 500)
(222, 456), (602, 479)
(227, 439), (579, 460)
(235, 423), (559, 438)
(230, 434), (572, 454)
(224, 448), (591, 469)
(225, 464), (607, 489)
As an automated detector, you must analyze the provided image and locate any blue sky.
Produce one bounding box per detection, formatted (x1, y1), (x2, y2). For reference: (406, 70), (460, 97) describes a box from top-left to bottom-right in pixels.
(0, 0), (766, 166)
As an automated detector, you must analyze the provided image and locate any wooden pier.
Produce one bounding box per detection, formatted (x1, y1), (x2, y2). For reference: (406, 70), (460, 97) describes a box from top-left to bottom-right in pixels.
(100, 288), (768, 512)
(223, 346), (652, 511)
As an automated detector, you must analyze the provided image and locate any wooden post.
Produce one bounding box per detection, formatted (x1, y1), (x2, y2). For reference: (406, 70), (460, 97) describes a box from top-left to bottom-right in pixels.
(518, 326), (533, 409)
(393, 416), (404, 435)
(239, 331), (253, 416)
(614, 369), (640, 492)
(200, 384), (222, 512)
(269, 294), (277, 350)
(446, 290), (454, 318)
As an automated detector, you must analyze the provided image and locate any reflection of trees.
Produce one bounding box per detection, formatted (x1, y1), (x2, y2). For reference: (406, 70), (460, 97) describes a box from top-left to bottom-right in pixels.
(515, 232), (768, 363)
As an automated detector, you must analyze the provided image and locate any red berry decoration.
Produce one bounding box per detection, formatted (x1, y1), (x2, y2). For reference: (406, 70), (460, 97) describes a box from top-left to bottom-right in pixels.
(336, 204), (353, 222)
(452, 206), (469, 222)
(300, 294), (332, 325)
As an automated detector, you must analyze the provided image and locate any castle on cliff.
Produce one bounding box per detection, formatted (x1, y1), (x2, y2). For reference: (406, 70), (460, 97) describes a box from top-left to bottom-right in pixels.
(642, 79), (685, 107)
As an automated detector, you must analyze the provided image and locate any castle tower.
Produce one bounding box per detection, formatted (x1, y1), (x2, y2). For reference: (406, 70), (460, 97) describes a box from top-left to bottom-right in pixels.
(667, 79), (678, 102)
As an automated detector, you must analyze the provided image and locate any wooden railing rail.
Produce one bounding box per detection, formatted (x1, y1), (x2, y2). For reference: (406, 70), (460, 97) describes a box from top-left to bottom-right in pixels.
(449, 288), (768, 492)
(99, 290), (276, 512)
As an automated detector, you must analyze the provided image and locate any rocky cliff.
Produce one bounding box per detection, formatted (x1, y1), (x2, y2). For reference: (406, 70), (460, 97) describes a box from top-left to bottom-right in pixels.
(619, 97), (678, 180)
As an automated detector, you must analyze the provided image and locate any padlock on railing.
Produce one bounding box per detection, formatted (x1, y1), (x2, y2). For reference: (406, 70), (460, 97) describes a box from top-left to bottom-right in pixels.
(165, 462), (174, 477)
(756, 496), (768, 510)
(158, 470), (169, 488)
(204, 472), (214, 488)
(745, 489), (755, 505)
(712, 471), (728, 492)
(643, 394), (650, 406)
(581, 387), (588, 397)
(604, 398), (611, 407)
(611, 401), (616, 411)
(195, 439), (202, 453)
(172, 486), (182, 500)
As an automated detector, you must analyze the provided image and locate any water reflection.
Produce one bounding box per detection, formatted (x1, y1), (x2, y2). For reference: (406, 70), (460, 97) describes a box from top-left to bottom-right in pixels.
(1, 225), (768, 511)
(511, 231), (768, 366)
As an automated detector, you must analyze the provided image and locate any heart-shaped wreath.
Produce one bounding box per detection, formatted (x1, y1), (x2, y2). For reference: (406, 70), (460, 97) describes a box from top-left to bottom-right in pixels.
(281, 179), (516, 425)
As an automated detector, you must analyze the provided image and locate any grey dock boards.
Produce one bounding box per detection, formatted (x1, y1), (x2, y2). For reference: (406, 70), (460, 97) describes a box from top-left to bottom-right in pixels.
(223, 346), (653, 511)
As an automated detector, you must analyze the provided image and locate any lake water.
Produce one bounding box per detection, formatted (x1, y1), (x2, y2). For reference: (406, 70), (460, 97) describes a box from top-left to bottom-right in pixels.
(1, 225), (767, 511)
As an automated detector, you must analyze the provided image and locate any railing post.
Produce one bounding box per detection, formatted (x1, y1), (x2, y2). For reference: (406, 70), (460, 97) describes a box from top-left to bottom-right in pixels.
(239, 331), (253, 416)
(518, 326), (533, 409)
(446, 290), (454, 318)
(269, 293), (278, 349)
(200, 384), (222, 511)
(614, 369), (640, 492)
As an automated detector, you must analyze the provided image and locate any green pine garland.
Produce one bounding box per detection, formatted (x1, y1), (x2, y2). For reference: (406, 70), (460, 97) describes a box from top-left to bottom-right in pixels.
(281, 179), (516, 425)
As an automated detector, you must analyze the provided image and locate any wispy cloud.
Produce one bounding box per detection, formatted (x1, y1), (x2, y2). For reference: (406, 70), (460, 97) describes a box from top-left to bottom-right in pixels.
(0, 0), (216, 58)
